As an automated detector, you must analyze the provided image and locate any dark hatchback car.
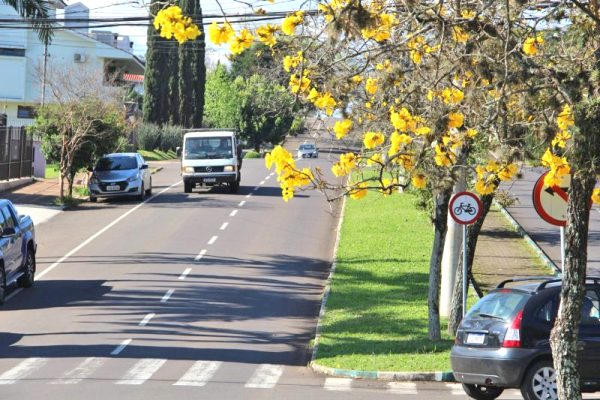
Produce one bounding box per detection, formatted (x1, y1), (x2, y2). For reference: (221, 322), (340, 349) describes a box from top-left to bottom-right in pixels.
(451, 276), (600, 400)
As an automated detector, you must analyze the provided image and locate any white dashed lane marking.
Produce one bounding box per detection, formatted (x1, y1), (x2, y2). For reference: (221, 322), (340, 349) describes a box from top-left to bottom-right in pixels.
(244, 364), (283, 389)
(220, 222), (228, 230)
(0, 358), (47, 385)
(139, 313), (155, 326)
(179, 268), (192, 280)
(207, 235), (218, 245)
(238, 200), (246, 207)
(116, 359), (166, 385)
(173, 361), (222, 387)
(194, 249), (207, 261)
(230, 210), (238, 217)
(161, 289), (174, 303)
(110, 339), (132, 356)
(259, 180), (265, 185)
(245, 193), (252, 198)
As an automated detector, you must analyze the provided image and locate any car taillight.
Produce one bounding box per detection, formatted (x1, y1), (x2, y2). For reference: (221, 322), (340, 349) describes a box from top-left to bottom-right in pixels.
(502, 310), (523, 348)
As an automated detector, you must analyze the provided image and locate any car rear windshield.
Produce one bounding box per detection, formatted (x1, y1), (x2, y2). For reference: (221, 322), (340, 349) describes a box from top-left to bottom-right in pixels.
(96, 156), (137, 171)
(466, 290), (530, 321)
(185, 137), (233, 160)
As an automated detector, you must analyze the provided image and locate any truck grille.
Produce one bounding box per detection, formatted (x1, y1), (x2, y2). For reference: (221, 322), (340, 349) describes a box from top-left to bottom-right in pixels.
(194, 166), (224, 173)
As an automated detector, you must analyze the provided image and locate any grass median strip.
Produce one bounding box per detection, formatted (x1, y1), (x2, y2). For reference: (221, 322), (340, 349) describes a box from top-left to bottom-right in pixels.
(315, 192), (454, 372)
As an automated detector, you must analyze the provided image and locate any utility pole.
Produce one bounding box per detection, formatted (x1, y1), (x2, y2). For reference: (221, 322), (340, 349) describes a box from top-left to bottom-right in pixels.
(41, 42), (48, 107)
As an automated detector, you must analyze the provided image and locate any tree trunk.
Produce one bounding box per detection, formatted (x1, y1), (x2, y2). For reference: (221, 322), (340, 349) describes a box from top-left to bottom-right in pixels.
(428, 187), (452, 341)
(448, 192), (495, 335)
(550, 174), (593, 400)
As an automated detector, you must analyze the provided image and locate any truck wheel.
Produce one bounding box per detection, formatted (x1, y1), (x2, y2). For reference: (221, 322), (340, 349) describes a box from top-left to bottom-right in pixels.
(462, 384), (504, 400)
(521, 360), (557, 400)
(184, 181), (193, 193)
(17, 248), (35, 288)
(0, 265), (5, 305)
(229, 175), (240, 193)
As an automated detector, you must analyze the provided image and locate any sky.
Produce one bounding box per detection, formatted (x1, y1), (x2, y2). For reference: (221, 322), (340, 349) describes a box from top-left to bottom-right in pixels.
(63, 0), (303, 58)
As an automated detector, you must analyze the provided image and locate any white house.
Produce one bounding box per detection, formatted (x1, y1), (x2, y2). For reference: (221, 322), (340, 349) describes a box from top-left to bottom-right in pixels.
(0, 0), (144, 127)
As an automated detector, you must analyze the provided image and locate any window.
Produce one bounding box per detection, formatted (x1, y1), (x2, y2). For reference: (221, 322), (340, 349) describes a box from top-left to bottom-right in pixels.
(467, 291), (529, 321)
(95, 156), (138, 171)
(1, 207), (15, 229)
(17, 106), (36, 119)
(0, 209), (7, 231)
(0, 48), (25, 57)
(536, 299), (556, 323)
(582, 289), (600, 324)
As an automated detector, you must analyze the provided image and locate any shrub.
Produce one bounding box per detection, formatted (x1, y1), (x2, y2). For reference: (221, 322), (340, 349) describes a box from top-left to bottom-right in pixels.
(244, 150), (260, 159)
(135, 123), (162, 151)
(160, 125), (184, 152)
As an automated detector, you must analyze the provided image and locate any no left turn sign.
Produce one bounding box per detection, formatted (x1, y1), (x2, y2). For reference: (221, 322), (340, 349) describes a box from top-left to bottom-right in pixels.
(532, 172), (570, 227)
(449, 192), (483, 225)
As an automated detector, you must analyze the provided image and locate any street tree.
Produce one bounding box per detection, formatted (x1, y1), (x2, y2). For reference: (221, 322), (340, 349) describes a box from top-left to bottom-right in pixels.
(5, 0), (52, 44)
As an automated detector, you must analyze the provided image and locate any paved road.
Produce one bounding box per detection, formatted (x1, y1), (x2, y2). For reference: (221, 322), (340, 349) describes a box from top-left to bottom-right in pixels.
(502, 166), (600, 275)
(5, 150), (592, 399)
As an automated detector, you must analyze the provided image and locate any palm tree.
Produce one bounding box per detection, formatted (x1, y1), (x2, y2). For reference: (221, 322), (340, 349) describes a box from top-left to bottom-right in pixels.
(5, 0), (53, 44)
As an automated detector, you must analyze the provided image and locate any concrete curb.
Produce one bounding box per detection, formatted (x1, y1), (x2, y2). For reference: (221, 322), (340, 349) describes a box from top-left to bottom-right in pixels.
(309, 196), (456, 383)
(493, 200), (560, 275)
(0, 177), (34, 193)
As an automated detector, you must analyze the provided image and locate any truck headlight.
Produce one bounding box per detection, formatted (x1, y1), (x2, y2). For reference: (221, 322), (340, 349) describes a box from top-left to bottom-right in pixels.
(183, 166), (195, 173)
(224, 165), (235, 172)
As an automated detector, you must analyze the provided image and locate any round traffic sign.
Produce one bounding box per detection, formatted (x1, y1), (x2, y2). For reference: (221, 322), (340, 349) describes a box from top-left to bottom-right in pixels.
(449, 191), (483, 225)
(532, 172), (570, 227)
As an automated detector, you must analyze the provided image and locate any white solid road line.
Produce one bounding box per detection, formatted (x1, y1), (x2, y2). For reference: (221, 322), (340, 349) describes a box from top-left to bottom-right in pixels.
(207, 235), (218, 245)
(324, 377), (352, 391)
(139, 313), (155, 326)
(230, 210), (238, 217)
(5, 180), (182, 303)
(194, 249), (207, 261)
(110, 339), (132, 356)
(161, 289), (174, 303)
(179, 268), (192, 280)
(116, 359), (166, 385)
(52, 357), (107, 384)
(173, 360), (222, 387)
(0, 358), (47, 385)
(245, 364), (284, 389)
(220, 222), (228, 230)
(238, 200), (246, 207)
(387, 382), (417, 394)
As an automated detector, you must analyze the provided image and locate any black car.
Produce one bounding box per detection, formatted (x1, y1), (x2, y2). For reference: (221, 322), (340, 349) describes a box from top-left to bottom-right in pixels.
(451, 276), (600, 400)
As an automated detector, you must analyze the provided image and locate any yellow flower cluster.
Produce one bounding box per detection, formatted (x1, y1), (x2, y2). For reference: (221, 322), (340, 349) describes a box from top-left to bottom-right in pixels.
(289, 72), (311, 94)
(448, 112), (464, 129)
(283, 51), (304, 72)
(474, 161), (518, 195)
(208, 21), (233, 45)
(552, 104), (574, 148)
(363, 131), (385, 149)
(348, 181), (368, 200)
(333, 119), (353, 139)
(593, 188), (600, 205)
(407, 35), (439, 64)
(388, 131), (412, 157)
(541, 148), (570, 187)
(412, 173), (427, 189)
(230, 29), (255, 55)
(307, 90), (337, 116)
(282, 11), (304, 35)
(361, 13), (396, 42)
(379, 177), (399, 196)
(522, 35), (544, 56)
(366, 153), (383, 166)
(256, 24), (279, 47)
(265, 146), (313, 201)
(332, 153), (357, 177)
(452, 26), (469, 43)
(434, 135), (463, 167)
(365, 78), (378, 95)
(154, 6), (201, 44)
(389, 108), (431, 135)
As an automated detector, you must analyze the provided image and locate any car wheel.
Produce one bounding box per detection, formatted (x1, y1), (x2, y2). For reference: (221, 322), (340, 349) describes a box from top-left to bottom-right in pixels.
(138, 183), (145, 201)
(521, 360), (557, 400)
(17, 247), (35, 288)
(184, 181), (193, 193)
(461, 383), (504, 400)
(0, 265), (5, 305)
(89, 195), (97, 203)
(146, 179), (152, 196)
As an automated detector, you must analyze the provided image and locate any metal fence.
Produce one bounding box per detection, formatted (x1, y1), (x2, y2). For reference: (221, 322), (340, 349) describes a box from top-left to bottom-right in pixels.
(0, 127), (33, 181)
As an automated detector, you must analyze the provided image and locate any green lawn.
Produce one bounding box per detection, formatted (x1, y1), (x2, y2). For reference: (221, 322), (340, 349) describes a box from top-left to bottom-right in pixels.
(45, 163), (60, 179)
(315, 192), (455, 372)
(138, 149), (177, 161)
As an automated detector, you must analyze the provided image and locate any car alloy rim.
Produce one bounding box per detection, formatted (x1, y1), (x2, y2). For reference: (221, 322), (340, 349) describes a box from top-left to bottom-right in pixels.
(532, 366), (557, 400)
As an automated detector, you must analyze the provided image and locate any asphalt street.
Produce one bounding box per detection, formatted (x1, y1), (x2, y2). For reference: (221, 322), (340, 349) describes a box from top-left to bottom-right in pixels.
(3, 147), (592, 399)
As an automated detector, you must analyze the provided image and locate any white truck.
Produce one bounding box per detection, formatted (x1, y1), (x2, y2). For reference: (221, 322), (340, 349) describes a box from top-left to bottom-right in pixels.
(181, 130), (242, 193)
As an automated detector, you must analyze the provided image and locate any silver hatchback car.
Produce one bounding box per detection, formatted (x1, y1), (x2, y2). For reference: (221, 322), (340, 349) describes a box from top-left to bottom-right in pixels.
(88, 153), (152, 202)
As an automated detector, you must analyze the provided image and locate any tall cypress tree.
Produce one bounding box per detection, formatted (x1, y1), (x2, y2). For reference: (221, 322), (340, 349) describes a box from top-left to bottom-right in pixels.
(143, 1), (171, 125)
(167, 38), (180, 126)
(178, 0), (206, 128)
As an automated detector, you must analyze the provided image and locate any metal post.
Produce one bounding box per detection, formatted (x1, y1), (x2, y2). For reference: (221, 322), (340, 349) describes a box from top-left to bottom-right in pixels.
(560, 226), (565, 273)
(7, 128), (12, 180)
(462, 224), (468, 317)
(41, 43), (48, 107)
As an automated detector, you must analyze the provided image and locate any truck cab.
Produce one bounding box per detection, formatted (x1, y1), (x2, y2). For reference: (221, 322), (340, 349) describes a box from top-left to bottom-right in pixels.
(181, 130), (242, 194)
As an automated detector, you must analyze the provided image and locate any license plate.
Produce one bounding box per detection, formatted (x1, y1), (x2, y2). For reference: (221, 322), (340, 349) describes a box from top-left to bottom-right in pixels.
(203, 178), (216, 183)
(106, 185), (120, 191)
(466, 333), (486, 345)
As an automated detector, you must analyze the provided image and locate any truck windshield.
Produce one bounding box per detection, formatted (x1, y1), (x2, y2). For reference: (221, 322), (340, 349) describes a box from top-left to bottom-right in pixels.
(185, 137), (233, 160)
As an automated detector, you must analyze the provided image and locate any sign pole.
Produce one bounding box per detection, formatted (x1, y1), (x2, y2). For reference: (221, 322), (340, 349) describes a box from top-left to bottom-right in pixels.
(462, 224), (468, 317)
(560, 226), (565, 273)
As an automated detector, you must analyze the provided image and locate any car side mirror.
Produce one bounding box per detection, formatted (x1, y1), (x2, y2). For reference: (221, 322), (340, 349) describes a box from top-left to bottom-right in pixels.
(2, 227), (16, 237)
(140, 164), (149, 170)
